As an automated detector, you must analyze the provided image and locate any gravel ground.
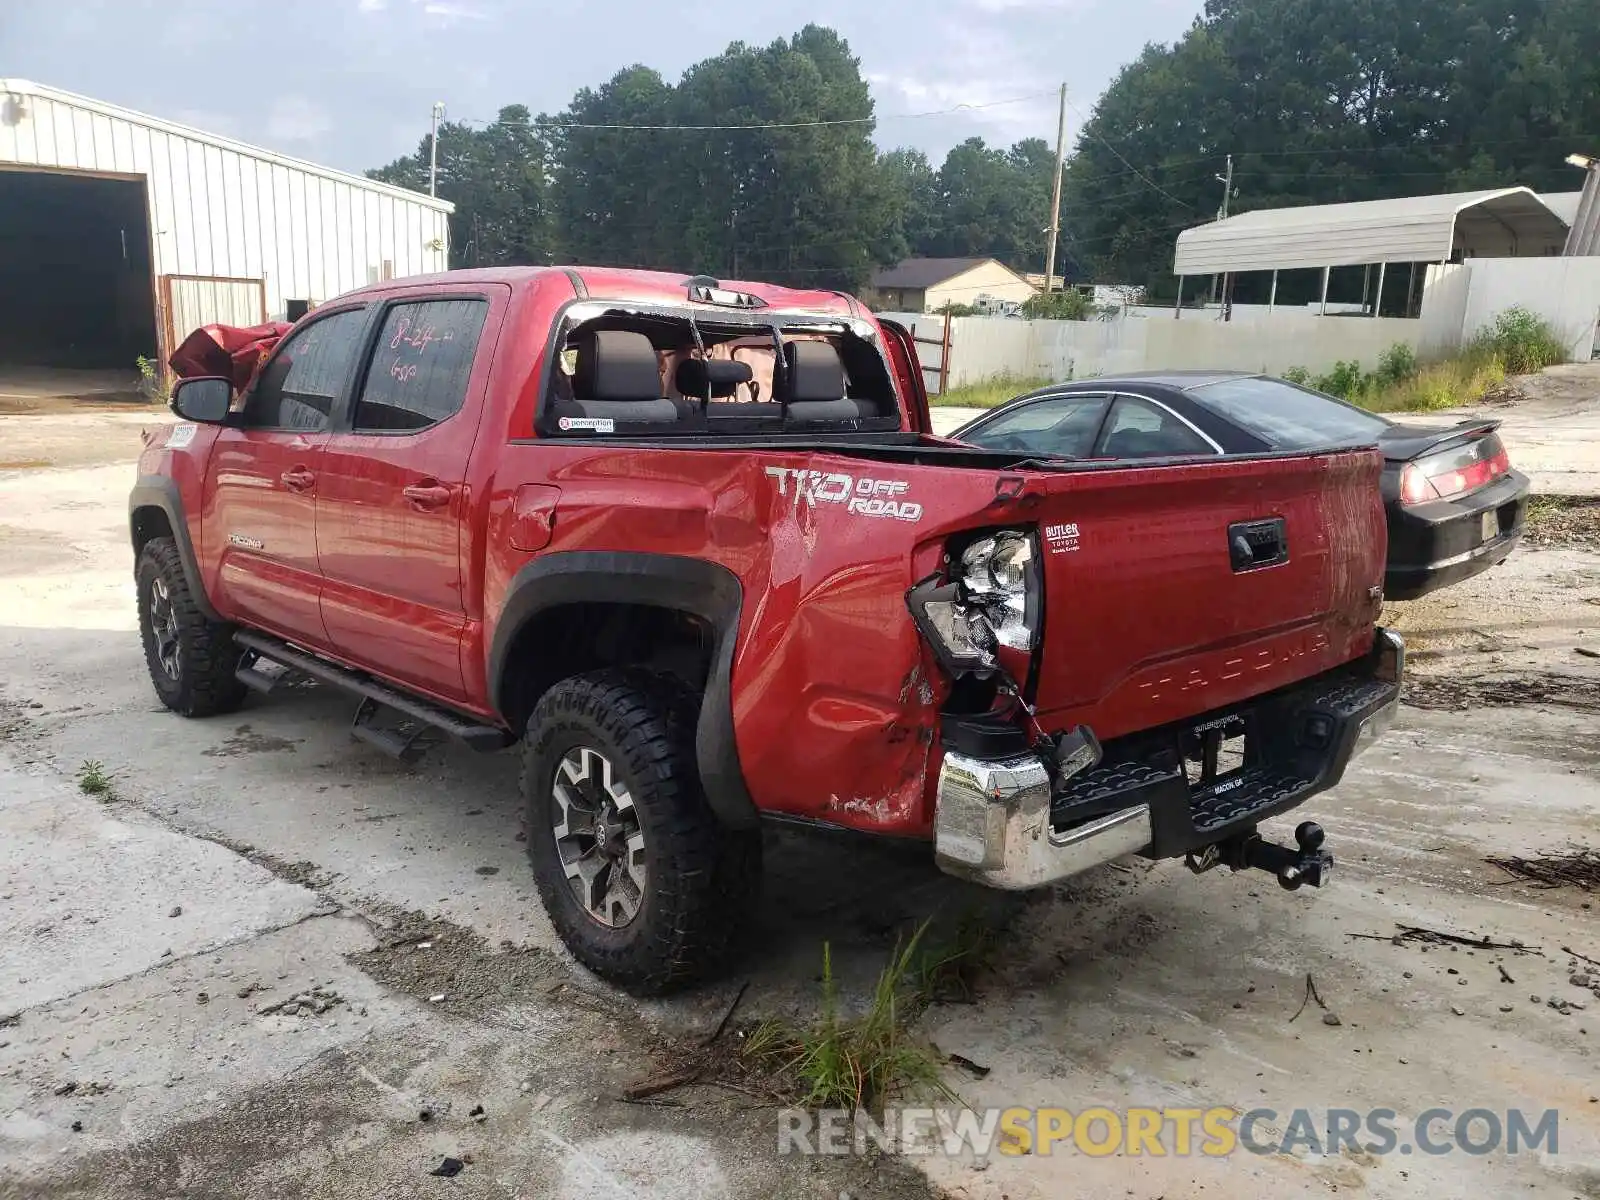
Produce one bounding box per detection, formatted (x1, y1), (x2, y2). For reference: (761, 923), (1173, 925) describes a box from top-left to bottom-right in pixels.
(1526, 496), (1600, 553)
(2, 412), (1598, 1199)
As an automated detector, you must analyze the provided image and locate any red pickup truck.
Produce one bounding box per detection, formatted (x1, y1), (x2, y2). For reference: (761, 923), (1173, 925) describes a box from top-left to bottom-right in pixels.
(131, 267), (1403, 992)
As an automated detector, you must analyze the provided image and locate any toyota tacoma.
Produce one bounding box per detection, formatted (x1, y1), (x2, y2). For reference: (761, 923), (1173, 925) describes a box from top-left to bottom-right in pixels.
(131, 266), (1403, 992)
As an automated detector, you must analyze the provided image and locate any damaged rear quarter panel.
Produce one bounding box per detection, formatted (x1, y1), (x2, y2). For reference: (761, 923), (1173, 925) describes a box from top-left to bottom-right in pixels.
(481, 443), (1019, 837)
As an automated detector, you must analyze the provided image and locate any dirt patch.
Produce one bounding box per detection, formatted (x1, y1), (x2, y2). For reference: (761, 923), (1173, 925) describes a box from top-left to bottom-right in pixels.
(23, 1027), (944, 1200)
(1524, 495), (1600, 552)
(348, 908), (567, 1020)
(201, 723), (301, 757)
(200, 834), (334, 891)
(0, 396), (150, 415)
(1405, 670), (1600, 713)
(1509, 361), (1600, 407)
(1474, 379), (1533, 407)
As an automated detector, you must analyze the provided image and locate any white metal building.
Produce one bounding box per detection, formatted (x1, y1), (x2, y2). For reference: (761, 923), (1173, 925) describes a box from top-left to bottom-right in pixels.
(0, 79), (451, 373)
(1170, 188), (1574, 320)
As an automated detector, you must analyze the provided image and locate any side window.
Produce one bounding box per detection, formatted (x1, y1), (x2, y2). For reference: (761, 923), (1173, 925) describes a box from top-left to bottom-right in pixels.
(240, 309), (367, 432)
(354, 299), (489, 433)
(1096, 396), (1216, 459)
(962, 395), (1109, 458)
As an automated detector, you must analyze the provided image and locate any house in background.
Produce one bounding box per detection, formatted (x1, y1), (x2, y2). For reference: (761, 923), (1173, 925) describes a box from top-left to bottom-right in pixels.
(869, 257), (1036, 313)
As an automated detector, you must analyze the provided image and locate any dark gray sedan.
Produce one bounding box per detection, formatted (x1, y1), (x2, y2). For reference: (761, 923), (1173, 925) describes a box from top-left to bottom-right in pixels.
(953, 372), (1529, 600)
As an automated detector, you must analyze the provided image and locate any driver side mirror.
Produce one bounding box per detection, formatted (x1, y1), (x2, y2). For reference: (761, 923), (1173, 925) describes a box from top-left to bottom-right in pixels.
(170, 377), (233, 424)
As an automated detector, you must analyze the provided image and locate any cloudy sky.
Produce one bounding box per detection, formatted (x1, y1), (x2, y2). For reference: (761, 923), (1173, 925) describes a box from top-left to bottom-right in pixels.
(3, 0), (1203, 175)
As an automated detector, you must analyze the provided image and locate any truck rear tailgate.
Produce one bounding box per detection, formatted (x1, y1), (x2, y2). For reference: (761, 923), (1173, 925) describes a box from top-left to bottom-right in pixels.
(1026, 448), (1386, 737)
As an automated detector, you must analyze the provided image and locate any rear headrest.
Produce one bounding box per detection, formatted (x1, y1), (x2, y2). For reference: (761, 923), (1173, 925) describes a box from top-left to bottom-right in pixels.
(574, 330), (662, 401)
(675, 358), (753, 399)
(782, 341), (845, 403)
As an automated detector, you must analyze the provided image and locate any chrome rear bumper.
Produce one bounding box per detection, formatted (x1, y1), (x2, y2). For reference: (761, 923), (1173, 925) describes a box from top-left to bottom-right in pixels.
(933, 751), (1151, 890)
(932, 629), (1405, 891)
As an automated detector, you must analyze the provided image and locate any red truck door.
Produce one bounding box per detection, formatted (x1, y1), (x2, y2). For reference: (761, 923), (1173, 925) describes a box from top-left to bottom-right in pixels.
(314, 289), (503, 703)
(876, 319), (932, 433)
(204, 306), (370, 648)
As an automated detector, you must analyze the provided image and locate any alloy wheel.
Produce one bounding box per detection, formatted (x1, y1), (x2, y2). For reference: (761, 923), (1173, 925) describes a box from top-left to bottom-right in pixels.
(149, 577), (181, 680)
(551, 747), (647, 927)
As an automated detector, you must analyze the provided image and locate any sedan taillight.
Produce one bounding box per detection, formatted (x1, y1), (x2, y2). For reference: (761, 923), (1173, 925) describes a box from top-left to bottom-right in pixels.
(1399, 433), (1511, 506)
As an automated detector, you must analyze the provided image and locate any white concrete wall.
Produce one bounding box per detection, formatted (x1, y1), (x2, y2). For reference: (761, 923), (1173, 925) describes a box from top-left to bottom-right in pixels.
(0, 80), (451, 333)
(1418, 264), (1472, 358)
(889, 256), (1600, 391)
(1458, 257), (1600, 361)
(882, 309), (1422, 388)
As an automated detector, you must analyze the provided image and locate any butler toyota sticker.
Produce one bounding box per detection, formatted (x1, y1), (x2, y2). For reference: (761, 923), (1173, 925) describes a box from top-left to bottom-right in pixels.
(1045, 522), (1081, 553)
(764, 466), (923, 522)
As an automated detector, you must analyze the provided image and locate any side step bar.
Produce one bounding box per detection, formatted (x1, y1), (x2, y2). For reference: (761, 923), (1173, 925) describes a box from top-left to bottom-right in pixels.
(233, 630), (512, 756)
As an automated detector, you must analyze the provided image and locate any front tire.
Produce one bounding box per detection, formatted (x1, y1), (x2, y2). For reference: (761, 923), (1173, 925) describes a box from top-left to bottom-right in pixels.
(136, 537), (248, 718)
(522, 669), (761, 993)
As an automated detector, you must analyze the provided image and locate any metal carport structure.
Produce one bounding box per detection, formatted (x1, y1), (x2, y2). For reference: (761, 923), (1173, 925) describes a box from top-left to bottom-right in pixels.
(1171, 188), (1573, 318)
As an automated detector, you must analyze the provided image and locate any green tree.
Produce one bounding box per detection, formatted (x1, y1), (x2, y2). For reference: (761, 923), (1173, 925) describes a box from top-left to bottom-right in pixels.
(368, 106), (552, 267)
(1060, 0), (1600, 294)
(878, 147), (940, 263)
(540, 26), (897, 290)
(666, 25), (898, 290)
(545, 67), (677, 270)
(924, 137), (1055, 272)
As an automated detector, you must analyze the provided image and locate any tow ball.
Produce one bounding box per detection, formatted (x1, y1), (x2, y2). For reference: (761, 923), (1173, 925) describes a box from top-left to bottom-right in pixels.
(1186, 821), (1334, 891)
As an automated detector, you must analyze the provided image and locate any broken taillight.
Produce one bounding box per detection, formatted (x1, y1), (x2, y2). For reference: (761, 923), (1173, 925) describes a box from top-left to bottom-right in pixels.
(1398, 433), (1511, 505)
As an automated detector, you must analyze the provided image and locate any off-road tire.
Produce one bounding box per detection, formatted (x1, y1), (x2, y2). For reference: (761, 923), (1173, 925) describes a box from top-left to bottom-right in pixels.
(136, 537), (249, 718)
(522, 669), (762, 994)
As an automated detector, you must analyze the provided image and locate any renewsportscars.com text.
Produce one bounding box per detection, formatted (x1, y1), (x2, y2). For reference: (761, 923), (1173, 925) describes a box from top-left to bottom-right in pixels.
(778, 1106), (1561, 1159)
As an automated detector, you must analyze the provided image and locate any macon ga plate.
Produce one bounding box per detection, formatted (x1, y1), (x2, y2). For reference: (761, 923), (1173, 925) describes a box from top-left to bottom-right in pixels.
(1482, 509), (1498, 543)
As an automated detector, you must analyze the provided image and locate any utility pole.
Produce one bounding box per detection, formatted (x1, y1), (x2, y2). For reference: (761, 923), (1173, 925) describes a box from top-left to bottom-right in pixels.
(1213, 153), (1234, 316)
(429, 101), (446, 197)
(1044, 83), (1067, 293)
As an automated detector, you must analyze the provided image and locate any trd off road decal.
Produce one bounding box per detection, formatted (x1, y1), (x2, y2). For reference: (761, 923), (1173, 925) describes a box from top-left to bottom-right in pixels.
(763, 466), (923, 522)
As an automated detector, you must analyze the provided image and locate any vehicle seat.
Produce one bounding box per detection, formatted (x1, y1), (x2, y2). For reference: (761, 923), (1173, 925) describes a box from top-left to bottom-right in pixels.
(1102, 429), (1161, 459)
(674, 357), (753, 401)
(550, 330), (679, 428)
(780, 341), (878, 424)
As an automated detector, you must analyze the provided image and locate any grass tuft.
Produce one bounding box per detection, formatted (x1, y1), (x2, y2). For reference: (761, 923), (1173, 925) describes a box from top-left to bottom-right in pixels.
(745, 918), (991, 1111)
(77, 760), (117, 801)
(932, 373), (1052, 409)
(1280, 306), (1564, 414)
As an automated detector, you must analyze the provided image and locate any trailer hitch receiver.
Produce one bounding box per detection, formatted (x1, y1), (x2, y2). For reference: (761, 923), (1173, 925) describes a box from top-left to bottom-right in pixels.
(1186, 821), (1333, 891)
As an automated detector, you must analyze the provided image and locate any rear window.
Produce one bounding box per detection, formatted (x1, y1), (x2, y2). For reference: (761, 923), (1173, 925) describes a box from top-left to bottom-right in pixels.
(1185, 377), (1391, 450)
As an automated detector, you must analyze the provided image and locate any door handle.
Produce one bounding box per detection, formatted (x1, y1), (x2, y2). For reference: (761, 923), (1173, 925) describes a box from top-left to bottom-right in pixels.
(281, 467), (316, 493)
(403, 481), (454, 510)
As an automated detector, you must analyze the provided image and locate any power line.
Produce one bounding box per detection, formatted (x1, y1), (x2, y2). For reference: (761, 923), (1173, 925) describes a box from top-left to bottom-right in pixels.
(1061, 95), (1197, 211)
(451, 90), (1058, 133)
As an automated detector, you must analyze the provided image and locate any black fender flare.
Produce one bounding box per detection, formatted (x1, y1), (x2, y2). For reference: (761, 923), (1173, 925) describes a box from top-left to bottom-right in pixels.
(129, 476), (222, 622)
(488, 552), (759, 829)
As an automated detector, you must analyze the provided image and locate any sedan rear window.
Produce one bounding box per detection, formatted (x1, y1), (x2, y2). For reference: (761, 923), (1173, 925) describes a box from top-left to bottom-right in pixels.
(1185, 377), (1391, 450)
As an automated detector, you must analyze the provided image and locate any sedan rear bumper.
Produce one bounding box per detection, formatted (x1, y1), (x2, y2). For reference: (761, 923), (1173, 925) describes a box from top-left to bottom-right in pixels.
(1384, 470), (1529, 600)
